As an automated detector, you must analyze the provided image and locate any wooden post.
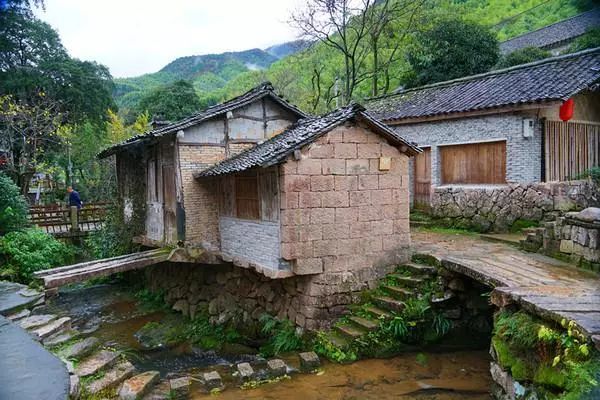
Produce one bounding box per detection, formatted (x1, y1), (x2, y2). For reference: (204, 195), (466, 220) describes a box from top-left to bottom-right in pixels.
(70, 206), (79, 232)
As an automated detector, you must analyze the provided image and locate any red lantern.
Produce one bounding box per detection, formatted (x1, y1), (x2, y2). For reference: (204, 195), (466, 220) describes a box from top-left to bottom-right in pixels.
(559, 98), (574, 122)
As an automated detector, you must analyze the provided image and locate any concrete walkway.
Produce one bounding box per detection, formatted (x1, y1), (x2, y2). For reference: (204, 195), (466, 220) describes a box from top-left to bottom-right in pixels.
(412, 230), (600, 347)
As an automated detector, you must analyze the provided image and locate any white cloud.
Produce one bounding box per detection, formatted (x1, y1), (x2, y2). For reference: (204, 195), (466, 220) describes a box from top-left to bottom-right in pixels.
(34, 0), (302, 78)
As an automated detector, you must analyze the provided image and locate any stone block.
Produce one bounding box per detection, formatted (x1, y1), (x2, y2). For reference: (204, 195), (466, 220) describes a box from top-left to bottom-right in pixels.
(237, 362), (254, 381)
(378, 174), (402, 189)
(311, 175), (335, 192)
(560, 239), (574, 254)
(371, 189), (392, 205)
(343, 127), (369, 143)
(322, 191), (349, 208)
(313, 240), (337, 257)
(335, 207), (358, 224)
(310, 207), (335, 224)
(350, 221), (371, 238)
(298, 225), (322, 242)
(299, 192), (322, 208)
(297, 159), (322, 175)
(294, 258), (324, 275)
(334, 175), (358, 191)
(119, 371), (160, 400)
(299, 351), (321, 371)
(349, 191), (371, 207)
(283, 175), (311, 192)
(308, 143), (334, 159)
(322, 159), (346, 175)
(371, 220), (393, 235)
(336, 238), (360, 255)
(282, 192), (299, 209)
(346, 159), (369, 174)
(322, 223), (350, 239)
(170, 376), (192, 398)
(357, 143), (381, 158)
(334, 143), (357, 158)
(358, 206), (384, 222)
(62, 337), (100, 359)
(358, 175), (378, 190)
(267, 359), (287, 377)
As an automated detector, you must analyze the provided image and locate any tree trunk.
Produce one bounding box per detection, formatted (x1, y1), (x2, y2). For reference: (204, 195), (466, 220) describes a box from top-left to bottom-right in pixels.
(372, 37), (379, 97)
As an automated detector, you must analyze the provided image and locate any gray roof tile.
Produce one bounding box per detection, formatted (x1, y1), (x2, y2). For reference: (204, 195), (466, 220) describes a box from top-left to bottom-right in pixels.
(194, 103), (420, 178)
(366, 48), (600, 122)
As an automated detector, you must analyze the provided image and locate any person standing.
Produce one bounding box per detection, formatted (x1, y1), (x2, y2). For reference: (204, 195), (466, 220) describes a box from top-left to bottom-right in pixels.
(67, 186), (83, 209)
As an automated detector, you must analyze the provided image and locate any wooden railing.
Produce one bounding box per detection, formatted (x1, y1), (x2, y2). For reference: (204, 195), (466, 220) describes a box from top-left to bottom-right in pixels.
(28, 202), (109, 237)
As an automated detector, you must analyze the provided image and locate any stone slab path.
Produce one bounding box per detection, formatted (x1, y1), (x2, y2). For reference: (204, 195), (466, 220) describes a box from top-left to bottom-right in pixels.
(412, 230), (600, 344)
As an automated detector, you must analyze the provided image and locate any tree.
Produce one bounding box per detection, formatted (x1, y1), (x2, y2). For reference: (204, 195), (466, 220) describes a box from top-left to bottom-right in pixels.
(405, 19), (499, 87)
(136, 80), (202, 122)
(497, 47), (550, 69)
(568, 28), (600, 53)
(0, 172), (28, 235)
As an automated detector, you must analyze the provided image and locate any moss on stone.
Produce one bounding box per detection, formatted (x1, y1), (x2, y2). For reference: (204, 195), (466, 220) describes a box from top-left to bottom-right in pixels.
(534, 364), (567, 389)
(492, 337), (534, 381)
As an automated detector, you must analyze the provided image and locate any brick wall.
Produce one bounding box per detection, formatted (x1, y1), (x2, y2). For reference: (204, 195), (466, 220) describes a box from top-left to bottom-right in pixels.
(279, 123), (411, 276)
(219, 217), (287, 270)
(178, 144), (225, 249)
(392, 112), (543, 191)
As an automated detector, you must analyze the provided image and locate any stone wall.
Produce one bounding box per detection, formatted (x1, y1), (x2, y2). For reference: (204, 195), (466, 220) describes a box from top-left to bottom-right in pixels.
(219, 217), (285, 271)
(430, 180), (599, 232)
(178, 144), (225, 250)
(537, 208), (600, 272)
(144, 261), (394, 330)
(392, 112), (543, 186)
(279, 123), (411, 275)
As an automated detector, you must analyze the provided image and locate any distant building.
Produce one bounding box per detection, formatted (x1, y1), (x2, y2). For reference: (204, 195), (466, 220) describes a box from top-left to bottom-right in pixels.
(500, 8), (600, 55)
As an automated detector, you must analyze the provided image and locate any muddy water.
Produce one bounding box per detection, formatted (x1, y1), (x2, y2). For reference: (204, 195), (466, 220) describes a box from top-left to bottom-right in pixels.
(43, 283), (492, 399)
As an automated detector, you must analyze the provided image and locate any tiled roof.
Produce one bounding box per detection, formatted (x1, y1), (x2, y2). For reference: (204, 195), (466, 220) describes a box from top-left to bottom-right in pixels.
(194, 103), (420, 178)
(366, 48), (600, 123)
(500, 8), (600, 54)
(98, 82), (307, 158)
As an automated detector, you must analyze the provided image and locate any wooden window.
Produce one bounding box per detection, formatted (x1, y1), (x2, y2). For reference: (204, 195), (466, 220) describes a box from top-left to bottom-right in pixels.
(235, 172), (260, 220)
(147, 158), (157, 202)
(440, 141), (506, 184)
(259, 170), (279, 222)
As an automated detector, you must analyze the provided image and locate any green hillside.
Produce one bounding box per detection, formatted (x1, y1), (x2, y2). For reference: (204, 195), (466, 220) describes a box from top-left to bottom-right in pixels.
(115, 0), (596, 117)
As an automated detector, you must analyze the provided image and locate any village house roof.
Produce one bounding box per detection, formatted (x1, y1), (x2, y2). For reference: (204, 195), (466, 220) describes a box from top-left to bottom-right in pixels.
(366, 47), (600, 123)
(499, 8), (600, 55)
(98, 82), (307, 158)
(193, 103), (421, 178)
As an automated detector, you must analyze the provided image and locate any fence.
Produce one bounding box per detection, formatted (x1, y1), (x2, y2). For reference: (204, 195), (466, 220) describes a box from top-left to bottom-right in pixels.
(544, 120), (600, 182)
(28, 202), (108, 237)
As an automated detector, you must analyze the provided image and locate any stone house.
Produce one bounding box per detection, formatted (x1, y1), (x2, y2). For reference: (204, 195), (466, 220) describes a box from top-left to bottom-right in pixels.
(367, 48), (600, 231)
(99, 85), (419, 328)
(499, 8), (599, 56)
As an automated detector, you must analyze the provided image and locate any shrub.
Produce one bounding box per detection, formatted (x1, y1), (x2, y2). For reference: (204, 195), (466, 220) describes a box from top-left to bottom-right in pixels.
(86, 202), (141, 259)
(0, 172), (28, 235)
(497, 47), (550, 68)
(0, 228), (74, 283)
(568, 28), (600, 53)
(259, 314), (304, 357)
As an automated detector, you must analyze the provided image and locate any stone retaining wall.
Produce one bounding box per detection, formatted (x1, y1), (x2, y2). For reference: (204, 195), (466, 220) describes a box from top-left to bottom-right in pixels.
(430, 180), (599, 232)
(144, 260), (401, 331)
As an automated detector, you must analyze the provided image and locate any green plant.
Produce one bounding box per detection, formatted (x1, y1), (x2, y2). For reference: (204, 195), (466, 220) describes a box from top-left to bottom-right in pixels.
(0, 172), (29, 235)
(259, 314), (303, 357)
(510, 219), (539, 233)
(135, 288), (168, 312)
(575, 166), (600, 185)
(0, 228), (74, 283)
(314, 331), (357, 363)
(432, 314), (452, 337)
(497, 47), (550, 68)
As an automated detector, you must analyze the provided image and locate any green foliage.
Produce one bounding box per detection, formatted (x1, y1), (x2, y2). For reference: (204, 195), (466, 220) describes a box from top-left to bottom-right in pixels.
(497, 47), (550, 68)
(259, 314), (304, 357)
(405, 18), (499, 87)
(135, 288), (168, 312)
(0, 173), (29, 235)
(86, 202), (141, 259)
(185, 314), (241, 350)
(314, 331), (358, 363)
(568, 28), (600, 53)
(136, 80), (202, 122)
(510, 219), (539, 233)
(0, 228), (74, 283)
(576, 166), (600, 185)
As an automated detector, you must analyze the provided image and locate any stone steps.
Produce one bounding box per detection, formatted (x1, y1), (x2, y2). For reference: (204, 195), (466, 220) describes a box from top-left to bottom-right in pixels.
(119, 370), (160, 400)
(388, 276), (424, 288)
(75, 349), (120, 377)
(62, 336), (100, 359)
(373, 296), (406, 313)
(20, 314), (57, 330)
(364, 306), (391, 319)
(399, 263), (436, 275)
(43, 328), (79, 347)
(335, 323), (366, 340)
(30, 316), (71, 340)
(85, 360), (135, 394)
(381, 285), (413, 300)
(326, 332), (350, 349)
(347, 315), (378, 331)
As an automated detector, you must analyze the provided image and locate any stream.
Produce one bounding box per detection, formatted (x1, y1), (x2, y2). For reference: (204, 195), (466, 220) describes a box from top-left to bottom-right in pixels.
(40, 282), (493, 399)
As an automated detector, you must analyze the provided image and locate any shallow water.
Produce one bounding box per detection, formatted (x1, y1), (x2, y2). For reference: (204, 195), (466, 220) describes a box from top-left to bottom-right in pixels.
(44, 283), (493, 398)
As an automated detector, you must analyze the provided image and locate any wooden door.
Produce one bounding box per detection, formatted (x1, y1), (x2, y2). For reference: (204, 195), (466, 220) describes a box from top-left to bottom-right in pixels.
(413, 147), (431, 209)
(145, 154), (164, 242)
(440, 141), (506, 184)
(162, 164), (177, 244)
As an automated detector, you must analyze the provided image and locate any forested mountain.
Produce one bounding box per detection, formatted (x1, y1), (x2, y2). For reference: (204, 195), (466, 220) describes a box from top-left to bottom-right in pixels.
(114, 48), (283, 113)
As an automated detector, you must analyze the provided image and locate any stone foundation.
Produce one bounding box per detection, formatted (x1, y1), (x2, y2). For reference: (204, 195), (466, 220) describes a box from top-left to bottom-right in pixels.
(144, 259), (406, 330)
(430, 180), (599, 232)
(532, 207), (600, 272)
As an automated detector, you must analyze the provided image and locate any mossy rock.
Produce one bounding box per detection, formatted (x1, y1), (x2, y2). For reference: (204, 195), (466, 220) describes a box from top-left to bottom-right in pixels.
(492, 337), (534, 381)
(534, 364), (567, 390)
(411, 253), (441, 267)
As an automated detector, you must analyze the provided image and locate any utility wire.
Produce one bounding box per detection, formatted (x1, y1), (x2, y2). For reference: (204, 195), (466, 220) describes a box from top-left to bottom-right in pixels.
(488, 0), (554, 30)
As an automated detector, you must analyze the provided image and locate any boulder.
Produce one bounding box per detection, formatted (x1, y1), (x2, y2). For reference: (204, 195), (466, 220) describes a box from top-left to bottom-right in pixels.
(169, 376), (191, 399)
(75, 349), (119, 377)
(202, 371), (224, 392)
(298, 351), (320, 371)
(236, 362), (254, 381)
(267, 359), (287, 377)
(119, 370), (160, 400)
(62, 337), (100, 360)
(86, 360), (135, 394)
(19, 314), (57, 330)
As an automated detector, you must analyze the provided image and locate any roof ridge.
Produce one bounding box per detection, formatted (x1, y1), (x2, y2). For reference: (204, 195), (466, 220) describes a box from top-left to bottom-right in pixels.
(500, 7), (599, 45)
(370, 47), (600, 101)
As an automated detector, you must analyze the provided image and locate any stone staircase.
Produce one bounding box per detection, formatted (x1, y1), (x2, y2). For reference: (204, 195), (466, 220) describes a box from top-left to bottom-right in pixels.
(323, 258), (438, 349)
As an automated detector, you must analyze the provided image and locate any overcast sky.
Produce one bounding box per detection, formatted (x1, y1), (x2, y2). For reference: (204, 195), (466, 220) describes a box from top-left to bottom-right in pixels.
(35, 0), (302, 78)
